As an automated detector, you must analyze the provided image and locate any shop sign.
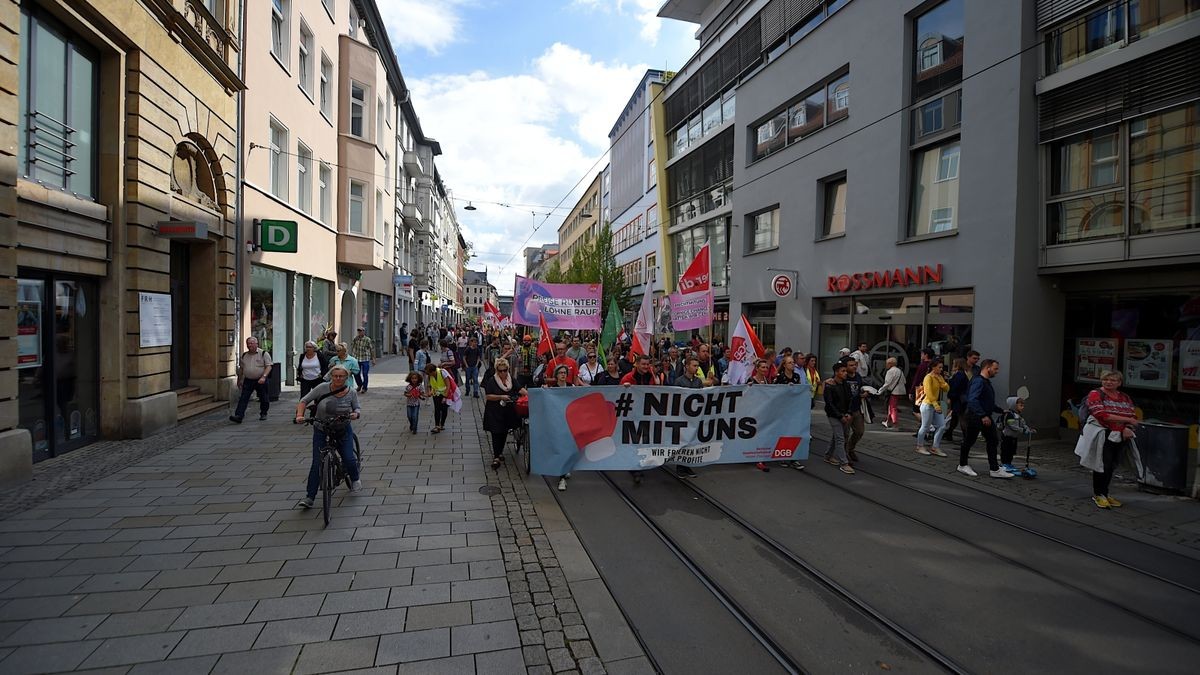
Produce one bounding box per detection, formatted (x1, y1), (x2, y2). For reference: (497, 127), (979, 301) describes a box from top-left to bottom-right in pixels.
(138, 292), (172, 348)
(16, 300), (41, 368)
(771, 274), (793, 298)
(1180, 341), (1200, 393)
(1124, 339), (1172, 391)
(1074, 338), (1117, 384)
(827, 264), (943, 293)
(393, 274), (413, 288)
(156, 220), (208, 239)
(259, 219), (298, 253)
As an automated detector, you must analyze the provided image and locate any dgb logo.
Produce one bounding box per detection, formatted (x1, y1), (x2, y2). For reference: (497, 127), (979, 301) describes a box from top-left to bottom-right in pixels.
(772, 436), (802, 459)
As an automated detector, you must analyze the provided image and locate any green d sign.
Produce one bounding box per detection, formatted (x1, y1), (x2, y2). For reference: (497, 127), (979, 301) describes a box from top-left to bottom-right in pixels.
(259, 219), (298, 253)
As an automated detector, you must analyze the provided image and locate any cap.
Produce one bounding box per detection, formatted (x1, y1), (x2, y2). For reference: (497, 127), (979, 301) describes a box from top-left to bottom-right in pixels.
(523, 335), (533, 342)
(838, 347), (851, 355)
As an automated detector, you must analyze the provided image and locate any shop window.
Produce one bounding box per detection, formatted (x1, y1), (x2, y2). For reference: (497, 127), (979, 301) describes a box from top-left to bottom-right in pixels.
(251, 266), (288, 357)
(18, 5), (99, 199)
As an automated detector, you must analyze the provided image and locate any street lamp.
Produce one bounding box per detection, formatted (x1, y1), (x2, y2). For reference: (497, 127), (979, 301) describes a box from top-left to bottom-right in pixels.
(464, 202), (476, 211)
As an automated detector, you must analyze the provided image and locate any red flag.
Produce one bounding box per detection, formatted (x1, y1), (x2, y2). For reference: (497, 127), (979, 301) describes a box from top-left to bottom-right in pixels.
(537, 313), (555, 358)
(726, 314), (765, 385)
(678, 241), (710, 295)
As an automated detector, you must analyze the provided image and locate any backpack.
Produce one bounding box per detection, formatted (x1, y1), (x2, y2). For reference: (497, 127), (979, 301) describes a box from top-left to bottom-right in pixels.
(1075, 389), (1105, 428)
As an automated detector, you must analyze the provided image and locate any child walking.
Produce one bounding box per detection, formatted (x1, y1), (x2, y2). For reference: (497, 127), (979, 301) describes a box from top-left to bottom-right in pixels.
(404, 372), (425, 433)
(1001, 396), (1036, 473)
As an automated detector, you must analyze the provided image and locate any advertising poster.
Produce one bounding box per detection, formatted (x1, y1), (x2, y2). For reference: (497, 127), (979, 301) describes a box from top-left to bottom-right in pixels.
(16, 300), (41, 368)
(529, 384), (810, 476)
(512, 276), (602, 330)
(138, 292), (173, 348)
(1179, 341), (1200, 393)
(1075, 338), (1117, 384)
(1123, 338), (1172, 391)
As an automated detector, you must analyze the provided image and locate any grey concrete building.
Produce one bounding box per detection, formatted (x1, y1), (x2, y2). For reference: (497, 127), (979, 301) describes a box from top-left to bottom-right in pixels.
(660, 0), (1200, 436)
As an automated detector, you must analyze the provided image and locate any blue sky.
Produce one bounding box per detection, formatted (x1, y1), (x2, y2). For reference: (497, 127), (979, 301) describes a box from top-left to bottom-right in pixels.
(376, 0), (699, 293)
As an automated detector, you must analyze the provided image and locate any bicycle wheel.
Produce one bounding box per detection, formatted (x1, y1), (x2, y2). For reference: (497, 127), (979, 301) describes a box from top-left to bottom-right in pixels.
(321, 452), (335, 526)
(521, 423), (531, 475)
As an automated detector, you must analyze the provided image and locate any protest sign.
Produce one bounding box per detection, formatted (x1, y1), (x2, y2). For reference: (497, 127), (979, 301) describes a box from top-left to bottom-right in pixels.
(670, 291), (713, 331)
(528, 384), (810, 476)
(513, 276), (602, 330)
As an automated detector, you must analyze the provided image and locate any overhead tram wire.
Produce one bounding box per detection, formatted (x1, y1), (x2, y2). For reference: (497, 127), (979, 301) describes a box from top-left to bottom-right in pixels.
(495, 29), (1051, 273)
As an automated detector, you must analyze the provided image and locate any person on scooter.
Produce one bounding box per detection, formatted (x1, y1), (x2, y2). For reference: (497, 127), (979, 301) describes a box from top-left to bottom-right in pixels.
(1001, 396), (1035, 475)
(294, 364), (362, 508)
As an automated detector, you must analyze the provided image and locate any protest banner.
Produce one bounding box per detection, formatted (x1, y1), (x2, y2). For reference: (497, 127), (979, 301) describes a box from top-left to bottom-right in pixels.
(670, 290), (713, 331)
(528, 384), (810, 476)
(513, 276), (603, 330)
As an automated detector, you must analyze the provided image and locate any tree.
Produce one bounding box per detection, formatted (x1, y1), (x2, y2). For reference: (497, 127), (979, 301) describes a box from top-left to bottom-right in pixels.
(564, 223), (630, 320)
(542, 257), (566, 283)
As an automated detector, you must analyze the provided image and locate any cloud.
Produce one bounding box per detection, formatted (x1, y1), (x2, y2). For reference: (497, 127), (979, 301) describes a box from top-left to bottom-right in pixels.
(574, 0), (665, 45)
(406, 44), (649, 293)
(376, 0), (466, 54)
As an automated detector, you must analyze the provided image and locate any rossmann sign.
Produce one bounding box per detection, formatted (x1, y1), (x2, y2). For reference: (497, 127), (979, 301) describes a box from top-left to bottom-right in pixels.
(827, 264), (943, 293)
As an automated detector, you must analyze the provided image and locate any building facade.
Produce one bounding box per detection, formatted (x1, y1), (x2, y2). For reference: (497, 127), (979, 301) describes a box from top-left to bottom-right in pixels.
(556, 172), (603, 272)
(658, 0), (1200, 437)
(2, 0), (244, 480)
(609, 71), (668, 322)
(464, 268), (498, 319)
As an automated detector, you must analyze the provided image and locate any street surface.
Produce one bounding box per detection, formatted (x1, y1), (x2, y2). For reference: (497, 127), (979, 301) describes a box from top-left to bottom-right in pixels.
(2, 363), (1199, 674)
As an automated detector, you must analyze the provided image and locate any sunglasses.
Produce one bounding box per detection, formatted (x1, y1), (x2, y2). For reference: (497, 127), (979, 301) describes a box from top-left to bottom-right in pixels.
(497, 368), (509, 372)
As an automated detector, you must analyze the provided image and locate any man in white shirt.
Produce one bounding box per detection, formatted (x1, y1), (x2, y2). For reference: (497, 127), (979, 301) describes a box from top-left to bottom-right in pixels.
(230, 336), (273, 423)
(850, 341), (871, 379)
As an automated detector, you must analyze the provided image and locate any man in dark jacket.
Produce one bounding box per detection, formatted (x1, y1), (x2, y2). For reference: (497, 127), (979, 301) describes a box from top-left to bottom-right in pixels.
(823, 362), (855, 474)
(958, 359), (1010, 479)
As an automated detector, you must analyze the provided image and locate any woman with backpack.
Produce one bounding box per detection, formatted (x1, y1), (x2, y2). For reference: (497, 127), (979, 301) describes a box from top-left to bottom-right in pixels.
(1076, 370), (1139, 509)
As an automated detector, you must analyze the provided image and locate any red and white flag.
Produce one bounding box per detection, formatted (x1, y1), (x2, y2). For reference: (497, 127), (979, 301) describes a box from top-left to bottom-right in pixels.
(725, 314), (765, 385)
(537, 313), (555, 359)
(483, 300), (501, 327)
(630, 282), (654, 361)
(678, 241), (710, 295)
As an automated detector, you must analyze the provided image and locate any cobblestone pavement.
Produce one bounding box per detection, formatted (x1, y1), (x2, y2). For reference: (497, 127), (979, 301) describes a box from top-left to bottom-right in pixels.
(812, 415), (1200, 554)
(0, 357), (629, 674)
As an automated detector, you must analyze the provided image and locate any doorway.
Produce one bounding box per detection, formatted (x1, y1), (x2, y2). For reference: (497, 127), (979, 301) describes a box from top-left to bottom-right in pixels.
(340, 289), (357, 339)
(170, 243), (191, 389)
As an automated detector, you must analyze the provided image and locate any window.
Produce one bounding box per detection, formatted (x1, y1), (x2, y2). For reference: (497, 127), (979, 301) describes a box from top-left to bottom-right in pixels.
(377, 98), (385, 145)
(647, 205), (659, 236)
(822, 177), (847, 237)
(747, 208), (779, 253)
(271, 0), (289, 66)
(269, 118), (288, 200)
(18, 5), (99, 198)
(349, 2), (359, 37)
(296, 142), (312, 213)
(909, 139), (959, 236)
(647, 156), (656, 190)
(912, 0), (963, 102)
(1046, 102), (1199, 244)
(349, 180), (365, 233)
(350, 81), (366, 137)
(751, 70), (847, 162)
(321, 0), (334, 20)
(319, 54), (333, 119)
(376, 189), (384, 237)
(298, 22), (313, 96)
(319, 162), (331, 225)
(1045, 1), (1198, 74)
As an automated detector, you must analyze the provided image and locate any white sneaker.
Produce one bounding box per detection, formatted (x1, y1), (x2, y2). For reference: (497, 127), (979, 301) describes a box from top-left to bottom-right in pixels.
(557, 478), (567, 491)
(916, 447), (931, 455)
(350, 480), (363, 492)
(989, 469), (1014, 479)
(957, 465), (978, 477)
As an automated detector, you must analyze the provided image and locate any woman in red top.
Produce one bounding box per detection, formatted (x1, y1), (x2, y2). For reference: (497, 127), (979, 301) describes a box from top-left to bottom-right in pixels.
(1086, 370), (1138, 509)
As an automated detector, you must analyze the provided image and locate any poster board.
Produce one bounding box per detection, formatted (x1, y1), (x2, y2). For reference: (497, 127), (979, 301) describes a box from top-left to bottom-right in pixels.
(139, 292), (173, 348)
(1179, 340), (1200, 394)
(16, 300), (41, 368)
(1123, 338), (1172, 391)
(1074, 338), (1117, 384)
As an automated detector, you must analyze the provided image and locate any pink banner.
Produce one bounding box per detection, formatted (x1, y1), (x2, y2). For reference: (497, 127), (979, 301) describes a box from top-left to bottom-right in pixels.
(670, 291), (712, 331)
(513, 276), (603, 330)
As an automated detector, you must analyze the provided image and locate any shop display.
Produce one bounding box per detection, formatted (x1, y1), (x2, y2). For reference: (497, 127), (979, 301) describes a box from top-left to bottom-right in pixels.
(1180, 340), (1200, 394)
(1074, 338), (1117, 383)
(1123, 338), (1172, 391)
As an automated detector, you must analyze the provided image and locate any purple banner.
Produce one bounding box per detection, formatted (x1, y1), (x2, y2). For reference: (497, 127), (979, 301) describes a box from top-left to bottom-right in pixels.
(670, 291), (712, 331)
(513, 276), (603, 330)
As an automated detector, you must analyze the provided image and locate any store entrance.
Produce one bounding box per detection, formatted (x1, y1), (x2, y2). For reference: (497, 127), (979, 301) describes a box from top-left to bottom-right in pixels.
(16, 274), (101, 461)
(169, 243), (191, 390)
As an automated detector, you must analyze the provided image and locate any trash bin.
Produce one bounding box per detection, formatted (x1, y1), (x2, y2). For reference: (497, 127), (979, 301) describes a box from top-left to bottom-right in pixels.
(1137, 421), (1189, 493)
(267, 367), (282, 403)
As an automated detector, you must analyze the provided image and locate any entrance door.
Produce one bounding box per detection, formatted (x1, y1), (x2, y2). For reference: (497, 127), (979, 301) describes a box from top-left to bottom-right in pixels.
(170, 243), (190, 389)
(851, 294), (925, 387)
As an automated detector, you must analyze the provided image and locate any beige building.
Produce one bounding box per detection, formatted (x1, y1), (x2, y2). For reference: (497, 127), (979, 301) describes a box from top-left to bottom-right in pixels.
(1, 0), (243, 481)
(556, 172), (603, 272)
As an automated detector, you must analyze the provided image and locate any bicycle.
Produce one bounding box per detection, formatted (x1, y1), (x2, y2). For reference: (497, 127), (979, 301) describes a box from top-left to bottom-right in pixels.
(508, 393), (531, 475)
(301, 415), (362, 526)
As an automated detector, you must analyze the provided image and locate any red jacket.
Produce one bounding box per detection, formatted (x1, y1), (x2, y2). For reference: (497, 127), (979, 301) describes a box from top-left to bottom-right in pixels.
(621, 370), (659, 386)
(1087, 389), (1135, 432)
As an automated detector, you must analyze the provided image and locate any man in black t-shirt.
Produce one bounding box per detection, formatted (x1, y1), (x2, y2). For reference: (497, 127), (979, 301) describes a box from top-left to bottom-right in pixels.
(462, 337), (483, 398)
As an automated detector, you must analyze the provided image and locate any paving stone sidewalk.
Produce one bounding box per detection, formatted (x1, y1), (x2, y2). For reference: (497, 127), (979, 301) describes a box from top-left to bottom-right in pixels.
(812, 417), (1200, 554)
(0, 356), (628, 674)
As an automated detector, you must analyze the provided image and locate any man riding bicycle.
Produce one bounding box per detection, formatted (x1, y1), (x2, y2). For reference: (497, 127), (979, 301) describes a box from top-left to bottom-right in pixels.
(294, 364), (362, 508)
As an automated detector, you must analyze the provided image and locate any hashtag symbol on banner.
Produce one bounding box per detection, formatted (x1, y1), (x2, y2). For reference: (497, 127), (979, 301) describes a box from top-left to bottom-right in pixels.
(614, 393), (635, 418)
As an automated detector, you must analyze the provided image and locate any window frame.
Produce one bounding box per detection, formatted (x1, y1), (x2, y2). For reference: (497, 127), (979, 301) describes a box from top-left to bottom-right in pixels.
(906, 136), (961, 238)
(297, 20), (314, 99)
(296, 141), (312, 214)
(749, 68), (849, 164)
(318, 161), (332, 225)
(349, 81), (367, 138)
(319, 52), (333, 122)
(746, 206), (780, 254)
(348, 179), (366, 234)
(818, 173), (848, 240)
(268, 117), (289, 201)
(271, 0), (290, 70)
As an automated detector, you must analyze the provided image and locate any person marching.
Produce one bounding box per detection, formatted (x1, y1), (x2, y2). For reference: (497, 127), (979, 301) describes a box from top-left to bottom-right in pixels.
(916, 360), (950, 457)
(958, 359), (1010, 478)
(823, 362), (856, 474)
(483, 358), (525, 469)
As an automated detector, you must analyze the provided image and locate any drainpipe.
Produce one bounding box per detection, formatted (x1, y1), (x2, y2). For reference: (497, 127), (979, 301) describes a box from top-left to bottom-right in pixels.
(232, 0), (247, 395)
